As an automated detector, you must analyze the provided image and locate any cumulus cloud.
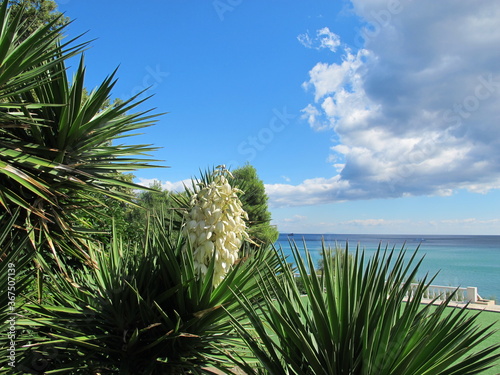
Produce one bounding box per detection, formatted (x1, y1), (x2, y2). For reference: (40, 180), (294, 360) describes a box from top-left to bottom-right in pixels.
(270, 0), (500, 208)
(266, 176), (351, 207)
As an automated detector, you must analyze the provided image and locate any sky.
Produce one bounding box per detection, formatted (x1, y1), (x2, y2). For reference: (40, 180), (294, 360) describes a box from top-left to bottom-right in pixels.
(55, 0), (500, 235)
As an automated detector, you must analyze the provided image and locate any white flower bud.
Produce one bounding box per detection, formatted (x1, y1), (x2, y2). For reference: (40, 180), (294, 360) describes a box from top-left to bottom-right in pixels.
(187, 220), (198, 230)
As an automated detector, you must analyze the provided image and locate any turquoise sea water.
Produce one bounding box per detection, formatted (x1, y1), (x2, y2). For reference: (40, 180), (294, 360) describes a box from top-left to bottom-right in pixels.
(275, 233), (500, 302)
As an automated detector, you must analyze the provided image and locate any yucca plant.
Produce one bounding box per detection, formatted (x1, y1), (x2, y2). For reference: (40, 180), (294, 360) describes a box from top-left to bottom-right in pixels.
(230, 242), (500, 374)
(0, 0), (162, 264)
(18, 214), (281, 374)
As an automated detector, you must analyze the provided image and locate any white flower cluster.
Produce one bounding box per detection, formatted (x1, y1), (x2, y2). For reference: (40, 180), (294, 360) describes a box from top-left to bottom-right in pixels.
(183, 168), (249, 287)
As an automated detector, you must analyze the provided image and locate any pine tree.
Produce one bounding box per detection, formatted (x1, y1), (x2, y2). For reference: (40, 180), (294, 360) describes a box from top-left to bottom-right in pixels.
(232, 164), (279, 246)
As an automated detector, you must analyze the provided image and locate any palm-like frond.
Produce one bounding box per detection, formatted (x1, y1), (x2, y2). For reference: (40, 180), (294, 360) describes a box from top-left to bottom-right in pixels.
(230, 241), (500, 374)
(0, 1), (86, 101)
(0, 0), (163, 262)
(19, 216), (281, 374)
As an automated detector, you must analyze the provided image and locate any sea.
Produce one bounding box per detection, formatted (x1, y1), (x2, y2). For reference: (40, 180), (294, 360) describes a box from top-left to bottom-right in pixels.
(275, 233), (500, 302)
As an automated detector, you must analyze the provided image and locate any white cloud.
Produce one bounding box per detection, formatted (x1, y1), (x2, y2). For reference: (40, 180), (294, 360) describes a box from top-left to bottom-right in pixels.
(136, 178), (190, 193)
(302, 49), (370, 102)
(297, 32), (313, 49)
(340, 219), (406, 227)
(440, 218), (500, 225)
(317, 27), (341, 52)
(265, 177), (351, 207)
(300, 103), (328, 131)
(298, 27), (341, 52)
(282, 214), (308, 223)
(275, 0), (500, 208)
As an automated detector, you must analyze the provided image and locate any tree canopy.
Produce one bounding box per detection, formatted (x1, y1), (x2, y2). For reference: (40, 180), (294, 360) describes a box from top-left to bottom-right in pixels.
(8, 0), (68, 39)
(232, 164), (279, 245)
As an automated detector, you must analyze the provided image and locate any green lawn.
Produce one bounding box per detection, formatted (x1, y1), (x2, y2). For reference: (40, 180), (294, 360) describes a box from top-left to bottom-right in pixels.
(411, 304), (499, 374)
(454, 308), (500, 375)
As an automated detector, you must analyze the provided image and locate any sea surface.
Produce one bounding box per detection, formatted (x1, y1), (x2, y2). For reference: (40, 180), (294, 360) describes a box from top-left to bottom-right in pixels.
(275, 233), (500, 302)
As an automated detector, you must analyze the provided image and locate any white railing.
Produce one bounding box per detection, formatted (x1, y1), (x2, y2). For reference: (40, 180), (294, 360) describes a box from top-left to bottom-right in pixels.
(293, 275), (483, 304)
(406, 284), (479, 303)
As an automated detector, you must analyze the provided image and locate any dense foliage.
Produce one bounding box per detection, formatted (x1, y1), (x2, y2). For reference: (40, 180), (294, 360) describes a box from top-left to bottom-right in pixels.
(231, 164), (279, 246)
(7, 0), (69, 40)
(19, 217), (280, 374)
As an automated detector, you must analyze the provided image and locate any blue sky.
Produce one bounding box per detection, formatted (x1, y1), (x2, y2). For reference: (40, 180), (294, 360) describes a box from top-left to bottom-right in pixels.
(56, 0), (500, 235)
